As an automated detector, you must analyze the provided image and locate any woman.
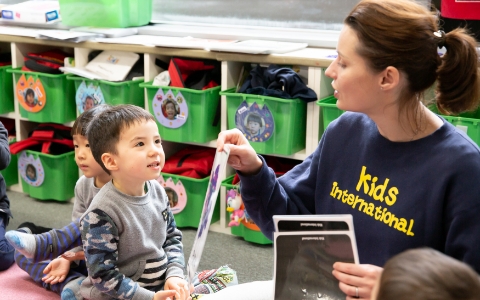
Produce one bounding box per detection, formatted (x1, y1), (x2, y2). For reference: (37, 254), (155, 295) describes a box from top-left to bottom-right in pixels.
(214, 0), (480, 299)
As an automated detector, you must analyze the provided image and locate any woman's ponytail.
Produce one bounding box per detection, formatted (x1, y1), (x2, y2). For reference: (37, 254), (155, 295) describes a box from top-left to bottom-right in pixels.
(436, 28), (480, 115)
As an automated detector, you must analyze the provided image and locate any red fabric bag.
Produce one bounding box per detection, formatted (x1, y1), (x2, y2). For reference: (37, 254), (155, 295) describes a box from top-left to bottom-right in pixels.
(21, 50), (69, 74)
(10, 123), (73, 155)
(441, 0), (480, 20)
(162, 146), (216, 179)
(168, 57), (220, 90)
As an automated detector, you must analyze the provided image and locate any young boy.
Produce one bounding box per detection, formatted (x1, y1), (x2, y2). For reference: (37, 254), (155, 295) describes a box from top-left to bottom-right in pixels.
(6, 105), (111, 296)
(79, 104), (190, 300)
(372, 248), (480, 300)
(7, 105), (185, 300)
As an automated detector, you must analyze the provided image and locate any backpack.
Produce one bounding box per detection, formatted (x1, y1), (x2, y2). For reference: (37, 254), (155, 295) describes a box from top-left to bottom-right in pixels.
(10, 123), (73, 155)
(22, 50), (69, 74)
(162, 146), (216, 179)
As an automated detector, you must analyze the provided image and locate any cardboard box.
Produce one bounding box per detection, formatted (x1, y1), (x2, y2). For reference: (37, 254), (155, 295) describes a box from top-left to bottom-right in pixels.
(1, 1), (61, 24)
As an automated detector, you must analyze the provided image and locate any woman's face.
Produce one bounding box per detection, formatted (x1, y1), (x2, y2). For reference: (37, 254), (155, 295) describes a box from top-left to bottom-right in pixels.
(325, 25), (384, 115)
(165, 102), (176, 120)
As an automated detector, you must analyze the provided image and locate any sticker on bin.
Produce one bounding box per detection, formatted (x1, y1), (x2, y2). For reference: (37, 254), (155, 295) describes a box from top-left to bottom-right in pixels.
(235, 100), (274, 142)
(75, 81), (106, 113)
(152, 89), (189, 128)
(157, 175), (187, 214)
(16, 74), (46, 112)
(226, 188), (244, 227)
(18, 151), (45, 187)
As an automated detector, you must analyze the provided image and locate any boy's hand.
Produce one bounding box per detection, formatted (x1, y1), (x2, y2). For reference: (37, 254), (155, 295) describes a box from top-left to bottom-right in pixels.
(61, 250), (85, 261)
(42, 257), (71, 284)
(164, 277), (192, 300)
(153, 290), (192, 300)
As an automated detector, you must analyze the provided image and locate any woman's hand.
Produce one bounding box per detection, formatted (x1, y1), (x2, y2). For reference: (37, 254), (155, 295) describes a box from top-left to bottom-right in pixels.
(217, 129), (262, 175)
(42, 257), (71, 284)
(332, 262), (383, 300)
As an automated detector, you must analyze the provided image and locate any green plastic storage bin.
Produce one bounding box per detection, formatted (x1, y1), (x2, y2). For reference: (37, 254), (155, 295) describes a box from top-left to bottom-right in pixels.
(159, 173), (220, 228)
(1, 141), (18, 187)
(8, 68), (76, 124)
(317, 95), (344, 138)
(221, 175), (272, 245)
(59, 0), (152, 28)
(67, 76), (144, 113)
(430, 105), (480, 146)
(19, 150), (78, 201)
(141, 81), (221, 144)
(0, 65), (14, 114)
(222, 88), (307, 156)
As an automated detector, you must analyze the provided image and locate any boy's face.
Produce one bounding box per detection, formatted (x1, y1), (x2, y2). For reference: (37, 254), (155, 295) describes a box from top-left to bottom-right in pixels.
(114, 119), (165, 183)
(26, 166), (35, 179)
(26, 93), (34, 104)
(85, 98), (94, 110)
(166, 190), (176, 207)
(73, 134), (106, 179)
(165, 102), (176, 120)
(247, 120), (261, 135)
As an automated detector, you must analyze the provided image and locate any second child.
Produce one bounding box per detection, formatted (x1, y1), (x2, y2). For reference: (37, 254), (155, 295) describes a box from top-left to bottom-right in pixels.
(6, 105), (111, 296)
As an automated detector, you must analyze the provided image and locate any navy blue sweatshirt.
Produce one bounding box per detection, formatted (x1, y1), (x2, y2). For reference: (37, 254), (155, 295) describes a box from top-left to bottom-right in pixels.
(239, 112), (480, 272)
(0, 121), (11, 223)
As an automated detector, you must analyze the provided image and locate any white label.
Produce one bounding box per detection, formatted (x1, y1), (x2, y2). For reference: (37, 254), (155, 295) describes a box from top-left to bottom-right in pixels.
(456, 125), (468, 134)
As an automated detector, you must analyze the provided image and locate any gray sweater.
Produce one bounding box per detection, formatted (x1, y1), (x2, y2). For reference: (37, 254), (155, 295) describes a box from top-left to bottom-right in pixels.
(72, 175), (100, 222)
(80, 180), (185, 300)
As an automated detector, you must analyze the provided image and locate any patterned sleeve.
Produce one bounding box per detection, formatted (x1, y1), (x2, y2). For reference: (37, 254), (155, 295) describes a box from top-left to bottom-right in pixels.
(163, 207), (186, 279)
(81, 208), (141, 300)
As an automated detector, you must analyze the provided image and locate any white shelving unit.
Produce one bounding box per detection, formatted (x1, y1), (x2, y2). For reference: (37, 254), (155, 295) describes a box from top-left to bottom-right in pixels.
(0, 35), (335, 235)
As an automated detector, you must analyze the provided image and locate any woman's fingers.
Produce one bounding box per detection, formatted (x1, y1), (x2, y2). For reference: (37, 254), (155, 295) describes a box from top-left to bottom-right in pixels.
(333, 262), (383, 300)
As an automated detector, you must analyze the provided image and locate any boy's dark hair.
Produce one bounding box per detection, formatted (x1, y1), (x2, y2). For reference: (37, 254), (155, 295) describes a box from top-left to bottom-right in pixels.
(86, 104), (155, 175)
(247, 113), (262, 127)
(71, 104), (111, 136)
(377, 248), (480, 300)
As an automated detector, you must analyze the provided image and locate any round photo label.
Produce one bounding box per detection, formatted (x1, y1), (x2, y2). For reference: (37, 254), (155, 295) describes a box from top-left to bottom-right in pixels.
(157, 175), (187, 214)
(16, 74), (47, 113)
(75, 81), (106, 114)
(235, 101), (274, 142)
(152, 89), (189, 129)
(18, 151), (45, 187)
